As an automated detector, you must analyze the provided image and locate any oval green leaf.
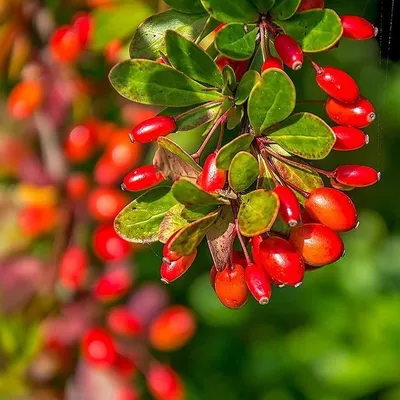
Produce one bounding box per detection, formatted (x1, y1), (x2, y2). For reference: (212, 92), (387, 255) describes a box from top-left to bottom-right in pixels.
(274, 9), (343, 52)
(235, 70), (261, 105)
(158, 204), (189, 243)
(172, 178), (227, 207)
(228, 151), (259, 192)
(215, 23), (258, 60)
(251, 0), (275, 13)
(268, 112), (335, 159)
(166, 30), (224, 88)
(227, 106), (244, 130)
(270, 0), (301, 20)
(164, 0), (205, 14)
(257, 155), (275, 191)
(109, 59), (224, 107)
(216, 134), (254, 170)
(129, 10), (208, 59)
(238, 190), (279, 237)
(169, 211), (220, 256)
(115, 187), (178, 243)
(200, 0), (259, 23)
(248, 68), (296, 134)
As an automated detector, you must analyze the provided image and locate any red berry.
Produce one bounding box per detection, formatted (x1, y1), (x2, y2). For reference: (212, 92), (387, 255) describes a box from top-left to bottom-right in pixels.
(297, 0), (325, 12)
(332, 126), (369, 151)
(18, 205), (58, 237)
(88, 187), (127, 221)
(196, 152), (227, 193)
(107, 307), (141, 337)
(50, 26), (82, 63)
(245, 262), (272, 304)
(59, 246), (88, 290)
(130, 116), (176, 143)
(251, 235), (263, 266)
(274, 34), (303, 70)
(114, 355), (137, 379)
(95, 156), (123, 185)
(65, 123), (98, 163)
(315, 66), (359, 103)
(92, 223), (131, 262)
(163, 230), (183, 262)
(215, 264), (249, 309)
(105, 39), (122, 63)
(334, 165), (380, 187)
(72, 13), (93, 47)
(8, 80), (44, 119)
(215, 56), (249, 80)
(122, 165), (164, 192)
(289, 223), (345, 267)
(325, 96), (375, 128)
(149, 305), (196, 351)
(273, 185), (301, 227)
(341, 15), (377, 40)
(81, 328), (117, 368)
(66, 173), (90, 200)
(305, 187), (358, 232)
(117, 386), (139, 400)
(160, 250), (197, 283)
(261, 57), (284, 72)
(259, 237), (305, 287)
(93, 266), (132, 302)
(147, 364), (184, 400)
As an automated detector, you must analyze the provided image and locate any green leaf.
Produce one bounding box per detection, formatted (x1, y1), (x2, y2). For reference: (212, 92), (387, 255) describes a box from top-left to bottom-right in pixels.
(251, 0), (275, 13)
(115, 187), (178, 243)
(158, 204), (189, 243)
(200, 0), (259, 23)
(227, 106), (244, 130)
(215, 23), (258, 60)
(166, 30), (224, 88)
(216, 134), (254, 169)
(222, 65), (237, 94)
(272, 158), (324, 204)
(206, 206), (235, 271)
(91, 4), (152, 50)
(274, 9), (343, 52)
(270, 0), (301, 20)
(228, 151), (259, 192)
(268, 112), (335, 159)
(109, 59), (224, 107)
(248, 68), (296, 134)
(172, 178), (227, 207)
(130, 9), (208, 59)
(238, 190), (279, 237)
(235, 70), (261, 105)
(257, 155), (275, 191)
(164, 0), (205, 14)
(160, 103), (222, 133)
(169, 211), (220, 255)
(181, 205), (219, 221)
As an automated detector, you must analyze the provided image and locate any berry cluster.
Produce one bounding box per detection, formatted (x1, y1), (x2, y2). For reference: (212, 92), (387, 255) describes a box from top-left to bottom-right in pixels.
(111, 0), (381, 309)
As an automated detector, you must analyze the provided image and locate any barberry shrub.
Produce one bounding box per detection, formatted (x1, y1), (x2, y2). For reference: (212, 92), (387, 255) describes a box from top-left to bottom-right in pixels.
(110, 0), (380, 309)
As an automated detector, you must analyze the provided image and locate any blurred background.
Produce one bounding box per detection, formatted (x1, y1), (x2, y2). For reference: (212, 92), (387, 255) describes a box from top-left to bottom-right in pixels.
(0, 0), (399, 399)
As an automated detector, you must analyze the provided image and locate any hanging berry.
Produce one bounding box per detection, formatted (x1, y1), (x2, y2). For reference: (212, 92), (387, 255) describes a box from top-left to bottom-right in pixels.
(274, 34), (303, 70)
(122, 165), (165, 192)
(341, 15), (377, 40)
(130, 116), (176, 143)
(334, 165), (381, 187)
(332, 126), (369, 151)
(273, 185), (301, 227)
(196, 152), (227, 193)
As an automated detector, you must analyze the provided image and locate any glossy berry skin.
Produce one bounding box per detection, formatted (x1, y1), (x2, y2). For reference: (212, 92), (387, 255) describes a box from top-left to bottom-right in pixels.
(297, 0), (324, 12)
(261, 57), (283, 72)
(160, 250), (197, 283)
(245, 263), (272, 305)
(8, 80), (43, 119)
(92, 223), (131, 262)
(325, 96), (376, 128)
(88, 187), (127, 221)
(251, 235), (263, 266)
(107, 307), (141, 337)
(273, 185), (301, 227)
(274, 34), (303, 70)
(93, 267), (132, 302)
(196, 152), (227, 193)
(335, 165), (380, 187)
(50, 26), (82, 63)
(147, 364), (184, 400)
(305, 188), (358, 232)
(315, 66), (359, 104)
(59, 246), (88, 290)
(332, 126), (369, 151)
(163, 231), (183, 262)
(130, 116), (176, 143)
(215, 264), (249, 309)
(341, 16), (377, 40)
(81, 328), (117, 368)
(149, 306), (196, 351)
(122, 165), (164, 192)
(65, 123), (98, 163)
(289, 223), (345, 267)
(259, 237), (305, 287)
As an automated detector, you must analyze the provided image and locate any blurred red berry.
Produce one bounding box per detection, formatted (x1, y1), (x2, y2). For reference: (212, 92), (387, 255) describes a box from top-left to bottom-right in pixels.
(72, 13), (93, 47)
(50, 25), (82, 63)
(107, 307), (141, 336)
(88, 187), (127, 221)
(66, 173), (90, 200)
(147, 364), (184, 400)
(59, 246), (88, 290)
(93, 266), (132, 302)
(7, 80), (44, 119)
(65, 123), (98, 163)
